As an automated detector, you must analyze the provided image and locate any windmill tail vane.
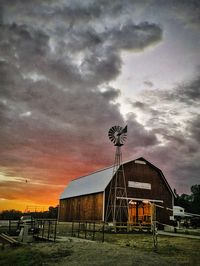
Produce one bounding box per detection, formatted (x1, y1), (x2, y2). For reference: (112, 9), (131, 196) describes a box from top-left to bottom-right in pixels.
(118, 125), (127, 135)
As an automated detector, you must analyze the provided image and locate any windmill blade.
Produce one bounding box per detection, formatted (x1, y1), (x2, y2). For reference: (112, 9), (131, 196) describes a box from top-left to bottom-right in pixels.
(120, 134), (127, 144)
(108, 126), (118, 143)
(110, 126), (117, 132)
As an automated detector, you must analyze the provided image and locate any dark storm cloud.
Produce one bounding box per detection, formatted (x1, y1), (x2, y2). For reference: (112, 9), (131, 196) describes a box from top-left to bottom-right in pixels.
(188, 115), (200, 142)
(2, 0), (101, 23)
(143, 142), (200, 194)
(131, 101), (160, 117)
(81, 50), (122, 85)
(0, 24), (84, 89)
(174, 76), (200, 104)
(101, 86), (120, 101)
(125, 113), (159, 149)
(135, 74), (200, 131)
(80, 21), (162, 52)
(170, 0), (200, 30)
(0, 23), (49, 61)
(106, 22), (162, 51)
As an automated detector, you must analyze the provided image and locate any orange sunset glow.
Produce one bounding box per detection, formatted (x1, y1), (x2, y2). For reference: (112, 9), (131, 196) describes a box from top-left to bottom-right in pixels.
(1, 1), (200, 212)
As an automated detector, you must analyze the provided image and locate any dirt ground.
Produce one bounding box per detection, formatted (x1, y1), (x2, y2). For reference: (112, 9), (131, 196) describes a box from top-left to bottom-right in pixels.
(1, 234), (200, 266)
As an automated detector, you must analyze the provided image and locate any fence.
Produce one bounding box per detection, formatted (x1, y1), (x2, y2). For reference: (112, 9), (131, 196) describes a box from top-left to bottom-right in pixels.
(0, 219), (58, 242)
(0, 220), (20, 235)
(71, 221), (105, 242)
(35, 219), (57, 241)
(70, 221), (154, 242)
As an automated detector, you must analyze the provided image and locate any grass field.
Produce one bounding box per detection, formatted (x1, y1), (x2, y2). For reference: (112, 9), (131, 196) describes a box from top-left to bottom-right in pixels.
(1, 232), (200, 266)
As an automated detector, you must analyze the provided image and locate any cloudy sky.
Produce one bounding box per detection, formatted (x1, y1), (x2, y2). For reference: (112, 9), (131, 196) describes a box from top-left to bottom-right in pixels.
(0, 0), (200, 211)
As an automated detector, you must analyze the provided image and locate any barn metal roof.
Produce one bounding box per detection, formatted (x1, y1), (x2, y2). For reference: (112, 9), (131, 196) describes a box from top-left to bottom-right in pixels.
(60, 167), (114, 199)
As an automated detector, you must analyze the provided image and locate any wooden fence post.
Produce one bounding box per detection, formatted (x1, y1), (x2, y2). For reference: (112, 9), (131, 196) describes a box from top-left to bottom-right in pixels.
(8, 220), (11, 234)
(54, 220), (57, 242)
(78, 222), (80, 238)
(71, 221), (74, 237)
(92, 222), (95, 240)
(47, 220), (51, 240)
(102, 223), (105, 242)
(42, 220), (45, 238)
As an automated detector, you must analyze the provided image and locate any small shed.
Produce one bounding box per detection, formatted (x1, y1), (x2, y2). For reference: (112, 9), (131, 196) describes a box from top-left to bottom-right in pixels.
(59, 157), (174, 225)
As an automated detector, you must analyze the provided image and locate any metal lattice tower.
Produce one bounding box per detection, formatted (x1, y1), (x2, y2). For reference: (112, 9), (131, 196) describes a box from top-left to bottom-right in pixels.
(105, 125), (129, 224)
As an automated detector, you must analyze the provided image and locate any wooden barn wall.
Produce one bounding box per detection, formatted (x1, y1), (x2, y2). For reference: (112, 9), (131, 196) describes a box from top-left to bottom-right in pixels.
(105, 160), (173, 224)
(59, 192), (103, 222)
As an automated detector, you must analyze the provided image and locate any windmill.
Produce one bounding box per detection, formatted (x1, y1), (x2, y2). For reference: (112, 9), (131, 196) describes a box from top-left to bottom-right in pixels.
(105, 125), (129, 225)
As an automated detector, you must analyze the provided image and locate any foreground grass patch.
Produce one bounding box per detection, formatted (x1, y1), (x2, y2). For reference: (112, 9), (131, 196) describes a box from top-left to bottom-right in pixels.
(0, 247), (44, 266)
(0, 244), (72, 266)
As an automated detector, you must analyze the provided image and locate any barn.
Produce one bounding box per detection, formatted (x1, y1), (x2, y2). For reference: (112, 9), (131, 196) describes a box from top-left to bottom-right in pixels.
(59, 157), (174, 225)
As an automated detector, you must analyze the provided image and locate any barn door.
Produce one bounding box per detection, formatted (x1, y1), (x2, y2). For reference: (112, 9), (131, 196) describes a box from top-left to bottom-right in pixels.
(128, 201), (152, 225)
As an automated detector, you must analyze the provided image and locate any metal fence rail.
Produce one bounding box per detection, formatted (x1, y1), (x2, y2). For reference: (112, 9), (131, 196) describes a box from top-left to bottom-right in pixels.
(0, 220), (20, 235)
(35, 219), (57, 242)
(71, 221), (105, 242)
(0, 219), (58, 242)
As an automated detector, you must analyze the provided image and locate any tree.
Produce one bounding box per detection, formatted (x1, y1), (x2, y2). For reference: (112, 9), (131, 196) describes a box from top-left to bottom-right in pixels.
(174, 184), (200, 215)
(190, 185), (200, 214)
(0, 205), (59, 220)
(0, 210), (22, 220)
(48, 206), (58, 218)
(174, 193), (192, 212)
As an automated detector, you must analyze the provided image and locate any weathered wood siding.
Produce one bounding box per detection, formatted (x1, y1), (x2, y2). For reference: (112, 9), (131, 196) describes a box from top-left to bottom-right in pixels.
(59, 192), (103, 222)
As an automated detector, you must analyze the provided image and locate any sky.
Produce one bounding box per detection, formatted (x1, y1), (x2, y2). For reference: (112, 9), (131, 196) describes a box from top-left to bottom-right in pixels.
(0, 0), (200, 211)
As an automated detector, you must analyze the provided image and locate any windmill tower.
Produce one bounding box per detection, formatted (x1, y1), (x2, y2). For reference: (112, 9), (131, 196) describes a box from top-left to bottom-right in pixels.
(105, 125), (129, 225)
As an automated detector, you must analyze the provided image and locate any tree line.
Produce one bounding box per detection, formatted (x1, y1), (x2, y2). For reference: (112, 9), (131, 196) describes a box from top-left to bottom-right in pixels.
(0, 206), (58, 220)
(174, 184), (200, 214)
